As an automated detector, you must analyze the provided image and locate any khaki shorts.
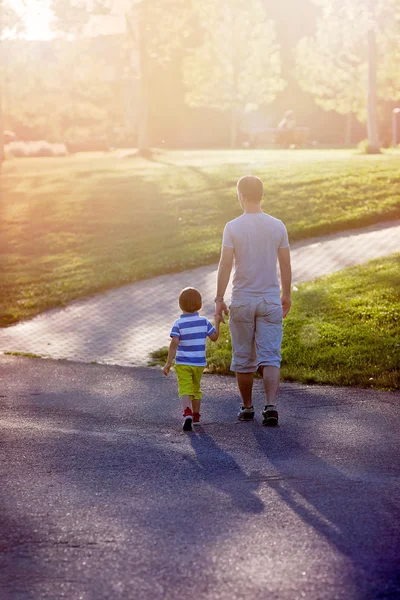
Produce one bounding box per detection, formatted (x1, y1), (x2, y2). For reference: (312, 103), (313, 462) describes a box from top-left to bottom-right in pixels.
(229, 298), (283, 373)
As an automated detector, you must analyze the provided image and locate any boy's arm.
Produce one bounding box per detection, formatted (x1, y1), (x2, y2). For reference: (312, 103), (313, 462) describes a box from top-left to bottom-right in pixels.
(163, 337), (179, 375)
(208, 317), (220, 342)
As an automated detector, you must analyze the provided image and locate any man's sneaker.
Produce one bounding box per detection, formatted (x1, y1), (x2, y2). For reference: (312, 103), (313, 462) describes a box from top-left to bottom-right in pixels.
(238, 406), (255, 421)
(183, 408), (193, 431)
(193, 412), (201, 425)
(262, 405), (279, 427)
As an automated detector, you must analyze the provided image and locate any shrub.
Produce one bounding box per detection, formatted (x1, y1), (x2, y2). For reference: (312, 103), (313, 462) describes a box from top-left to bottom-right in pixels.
(4, 140), (68, 158)
(357, 139), (381, 154)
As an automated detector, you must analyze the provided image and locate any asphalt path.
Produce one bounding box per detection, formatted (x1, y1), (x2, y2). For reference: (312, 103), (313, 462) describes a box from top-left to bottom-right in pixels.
(1, 356), (399, 600)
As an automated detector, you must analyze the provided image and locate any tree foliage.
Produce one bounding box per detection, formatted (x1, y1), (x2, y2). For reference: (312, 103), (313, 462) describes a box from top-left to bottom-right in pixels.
(3, 38), (125, 141)
(296, 0), (400, 122)
(183, 0), (285, 146)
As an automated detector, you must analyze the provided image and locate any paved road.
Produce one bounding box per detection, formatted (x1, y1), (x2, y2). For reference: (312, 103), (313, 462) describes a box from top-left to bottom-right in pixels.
(1, 356), (399, 600)
(1, 220), (399, 366)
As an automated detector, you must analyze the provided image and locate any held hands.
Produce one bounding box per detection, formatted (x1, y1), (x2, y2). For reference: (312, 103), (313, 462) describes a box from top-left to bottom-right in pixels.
(214, 300), (229, 324)
(163, 363), (172, 376)
(281, 294), (292, 318)
(214, 313), (223, 326)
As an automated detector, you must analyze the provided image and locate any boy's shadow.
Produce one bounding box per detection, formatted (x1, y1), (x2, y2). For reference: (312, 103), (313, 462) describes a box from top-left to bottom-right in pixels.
(189, 428), (264, 514)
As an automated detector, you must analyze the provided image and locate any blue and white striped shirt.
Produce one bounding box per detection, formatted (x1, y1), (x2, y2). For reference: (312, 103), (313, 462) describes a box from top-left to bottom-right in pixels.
(170, 312), (216, 367)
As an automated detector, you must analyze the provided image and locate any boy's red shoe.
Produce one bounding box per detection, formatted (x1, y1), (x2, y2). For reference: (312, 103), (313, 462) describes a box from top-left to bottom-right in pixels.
(183, 408), (193, 431)
(193, 412), (201, 425)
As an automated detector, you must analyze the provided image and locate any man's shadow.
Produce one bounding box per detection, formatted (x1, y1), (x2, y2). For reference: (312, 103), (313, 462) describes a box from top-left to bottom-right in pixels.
(251, 425), (400, 594)
(189, 428), (264, 514)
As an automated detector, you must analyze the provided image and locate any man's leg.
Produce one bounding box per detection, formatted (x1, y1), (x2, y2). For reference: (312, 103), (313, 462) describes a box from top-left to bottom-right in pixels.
(255, 302), (283, 426)
(236, 372), (254, 408)
(260, 366), (280, 406)
(229, 302), (257, 416)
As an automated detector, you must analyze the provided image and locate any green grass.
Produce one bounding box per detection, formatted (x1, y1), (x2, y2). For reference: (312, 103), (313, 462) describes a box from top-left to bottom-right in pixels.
(4, 351), (42, 359)
(151, 255), (400, 391)
(1, 149), (400, 327)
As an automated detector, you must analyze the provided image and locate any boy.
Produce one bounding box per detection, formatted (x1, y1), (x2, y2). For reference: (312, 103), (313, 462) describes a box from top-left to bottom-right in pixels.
(163, 287), (220, 431)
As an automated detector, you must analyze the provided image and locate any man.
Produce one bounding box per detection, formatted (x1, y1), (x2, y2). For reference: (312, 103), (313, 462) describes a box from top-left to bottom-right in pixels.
(215, 175), (292, 426)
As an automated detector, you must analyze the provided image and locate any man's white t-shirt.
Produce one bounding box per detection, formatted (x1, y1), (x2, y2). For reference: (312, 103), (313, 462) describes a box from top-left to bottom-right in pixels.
(222, 212), (289, 303)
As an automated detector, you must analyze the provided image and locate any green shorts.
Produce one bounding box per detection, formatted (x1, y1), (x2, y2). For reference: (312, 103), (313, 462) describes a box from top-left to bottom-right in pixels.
(175, 364), (204, 399)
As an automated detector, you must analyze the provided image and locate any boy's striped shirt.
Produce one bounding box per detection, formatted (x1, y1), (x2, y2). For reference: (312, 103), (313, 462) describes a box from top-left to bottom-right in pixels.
(170, 312), (215, 366)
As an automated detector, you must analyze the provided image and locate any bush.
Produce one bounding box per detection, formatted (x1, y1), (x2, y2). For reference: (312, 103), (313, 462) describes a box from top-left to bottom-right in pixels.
(4, 140), (68, 158)
(357, 139), (381, 154)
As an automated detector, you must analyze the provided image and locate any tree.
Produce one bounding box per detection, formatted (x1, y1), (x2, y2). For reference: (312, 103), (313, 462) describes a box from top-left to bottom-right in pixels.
(296, 0), (400, 150)
(0, 0), (25, 164)
(3, 37), (124, 143)
(183, 0), (285, 148)
(51, 0), (194, 152)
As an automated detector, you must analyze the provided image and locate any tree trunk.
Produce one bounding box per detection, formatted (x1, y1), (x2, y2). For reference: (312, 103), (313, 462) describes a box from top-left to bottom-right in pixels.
(367, 1), (380, 153)
(0, 84), (4, 169)
(345, 112), (352, 146)
(0, 2), (4, 169)
(137, 74), (149, 151)
(137, 4), (149, 153)
(230, 106), (237, 149)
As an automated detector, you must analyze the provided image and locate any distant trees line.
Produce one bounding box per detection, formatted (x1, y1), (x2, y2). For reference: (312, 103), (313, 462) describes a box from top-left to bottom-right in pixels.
(1, 0), (400, 154)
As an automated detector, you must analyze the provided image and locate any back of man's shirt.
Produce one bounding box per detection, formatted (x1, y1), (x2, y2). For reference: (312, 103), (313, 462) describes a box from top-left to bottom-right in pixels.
(222, 212), (289, 303)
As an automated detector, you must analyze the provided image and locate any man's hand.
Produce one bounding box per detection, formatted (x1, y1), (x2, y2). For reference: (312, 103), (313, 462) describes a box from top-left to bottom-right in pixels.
(215, 300), (229, 324)
(281, 294), (292, 318)
(214, 313), (223, 326)
(163, 363), (172, 376)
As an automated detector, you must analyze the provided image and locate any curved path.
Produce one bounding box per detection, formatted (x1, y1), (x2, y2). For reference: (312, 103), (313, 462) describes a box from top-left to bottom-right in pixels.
(0, 220), (399, 366)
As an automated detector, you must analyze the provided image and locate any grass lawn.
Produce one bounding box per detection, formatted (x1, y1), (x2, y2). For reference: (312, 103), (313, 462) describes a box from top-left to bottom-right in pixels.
(1, 149), (400, 327)
(204, 254), (399, 391)
(151, 254), (400, 390)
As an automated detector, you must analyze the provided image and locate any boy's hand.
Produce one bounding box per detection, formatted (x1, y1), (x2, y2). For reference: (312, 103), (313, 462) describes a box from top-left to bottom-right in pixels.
(163, 363), (172, 376)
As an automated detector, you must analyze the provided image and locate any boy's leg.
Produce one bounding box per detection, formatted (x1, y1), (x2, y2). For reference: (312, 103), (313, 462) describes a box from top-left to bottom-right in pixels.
(180, 395), (192, 412)
(192, 367), (203, 424)
(176, 365), (194, 430)
(191, 397), (201, 414)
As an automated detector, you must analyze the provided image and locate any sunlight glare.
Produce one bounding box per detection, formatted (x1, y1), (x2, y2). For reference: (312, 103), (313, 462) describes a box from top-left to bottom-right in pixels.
(10, 0), (54, 40)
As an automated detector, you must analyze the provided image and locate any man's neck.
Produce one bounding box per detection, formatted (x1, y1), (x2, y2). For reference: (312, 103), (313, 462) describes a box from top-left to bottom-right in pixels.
(243, 206), (263, 214)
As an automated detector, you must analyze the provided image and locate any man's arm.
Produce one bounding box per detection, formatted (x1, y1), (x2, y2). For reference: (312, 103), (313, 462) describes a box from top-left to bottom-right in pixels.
(278, 246), (292, 318)
(215, 246), (234, 322)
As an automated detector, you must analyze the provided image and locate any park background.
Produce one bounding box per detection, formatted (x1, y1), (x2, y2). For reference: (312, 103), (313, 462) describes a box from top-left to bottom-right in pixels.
(1, 0), (399, 390)
(2, 0), (400, 151)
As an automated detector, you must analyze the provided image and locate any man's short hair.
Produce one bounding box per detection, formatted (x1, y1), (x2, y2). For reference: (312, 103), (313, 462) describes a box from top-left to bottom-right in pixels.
(179, 287), (202, 313)
(237, 175), (264, 203)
